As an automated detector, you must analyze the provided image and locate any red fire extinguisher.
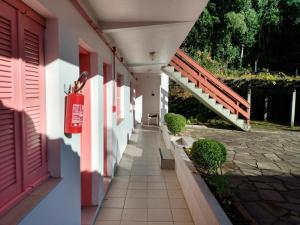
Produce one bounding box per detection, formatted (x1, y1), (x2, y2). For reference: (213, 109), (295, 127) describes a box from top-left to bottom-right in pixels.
(64, 72), (88, 134)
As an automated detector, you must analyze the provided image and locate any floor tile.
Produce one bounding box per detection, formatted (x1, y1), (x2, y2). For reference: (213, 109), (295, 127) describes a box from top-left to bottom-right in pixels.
(147, 189), (168, 198)
(171, 209), (193, 222)
(124, 198), (148, 208)
(120, 222), (147, 225)
(147, 223), (173, 225)
(130, 176), (148, 182)
(147, 182), (166, 190)
(147, 176), (165, 183)
(97, 209), (123, 221)
(167, 189), (184, 198)
(148, 209), (173, 222)
(94, 221), (121, 225)
(129, 182), (148, 189)
(169, 198), (188, 209)
(102, 198), (125, 208)
(107, 188), (127, 198)
(126, 189), (147, 198)
(122, 209), (147, 221)
(147, 198), (170, 208)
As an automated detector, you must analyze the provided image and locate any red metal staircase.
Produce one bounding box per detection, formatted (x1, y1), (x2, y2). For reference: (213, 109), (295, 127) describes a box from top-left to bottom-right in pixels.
(162, 49), (250, 131)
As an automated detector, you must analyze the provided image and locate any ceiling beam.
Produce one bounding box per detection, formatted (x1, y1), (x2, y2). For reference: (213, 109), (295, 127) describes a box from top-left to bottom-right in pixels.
(100, 21), (193, 33)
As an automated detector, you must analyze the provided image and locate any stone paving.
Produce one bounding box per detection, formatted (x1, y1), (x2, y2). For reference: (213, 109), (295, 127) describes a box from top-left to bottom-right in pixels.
(182, 126), (300, 225)
(95, 126), (195, 225)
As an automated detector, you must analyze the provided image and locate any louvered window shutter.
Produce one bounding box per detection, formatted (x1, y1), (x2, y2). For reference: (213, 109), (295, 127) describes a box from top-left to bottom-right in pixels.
(0, 1), (22, 207)
(19, 15), (47, 187)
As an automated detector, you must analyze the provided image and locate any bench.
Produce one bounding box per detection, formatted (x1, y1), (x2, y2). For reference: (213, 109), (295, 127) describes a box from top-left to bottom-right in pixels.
(159, 148), (175, 169)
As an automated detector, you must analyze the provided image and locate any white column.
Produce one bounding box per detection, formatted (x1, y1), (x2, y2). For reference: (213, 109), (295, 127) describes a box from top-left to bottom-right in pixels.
(247, 88), (251, 105)
(291, 89), (297, 128)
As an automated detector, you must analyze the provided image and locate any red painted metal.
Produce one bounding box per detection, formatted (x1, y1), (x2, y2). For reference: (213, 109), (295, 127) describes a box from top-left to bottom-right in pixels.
(64, 93), (84, 133)
(79, 49), (92, 206)
(171, 49), (250, 123)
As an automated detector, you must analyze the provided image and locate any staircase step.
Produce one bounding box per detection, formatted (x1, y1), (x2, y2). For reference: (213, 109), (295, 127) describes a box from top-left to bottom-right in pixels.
(187, 82), (196, 89)
(229, 114), (238, 121)
(163, 66), (174, 73)
(222, 108), (230, 116)
(179, 76), (189, 84)
(173, 72), (182, 79)
(208, 98), (216, 105)
(161, 65), (250, 131)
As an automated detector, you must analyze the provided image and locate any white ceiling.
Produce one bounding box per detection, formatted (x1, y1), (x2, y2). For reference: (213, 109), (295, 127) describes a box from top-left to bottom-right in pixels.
(81, 0), (209, 74)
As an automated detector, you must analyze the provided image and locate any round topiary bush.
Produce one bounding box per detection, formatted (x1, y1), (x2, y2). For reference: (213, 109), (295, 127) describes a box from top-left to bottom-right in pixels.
(164, 113), (176, 124)
(191, 139), (227, 174)
(164, 113), (186, 135)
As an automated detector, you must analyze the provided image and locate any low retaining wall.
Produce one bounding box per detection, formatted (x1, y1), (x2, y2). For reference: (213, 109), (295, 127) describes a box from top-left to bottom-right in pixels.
(161, 125), (232, 225)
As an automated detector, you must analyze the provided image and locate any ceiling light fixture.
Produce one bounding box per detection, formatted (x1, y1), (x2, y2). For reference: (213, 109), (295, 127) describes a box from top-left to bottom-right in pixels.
(149, 51), (156, 61)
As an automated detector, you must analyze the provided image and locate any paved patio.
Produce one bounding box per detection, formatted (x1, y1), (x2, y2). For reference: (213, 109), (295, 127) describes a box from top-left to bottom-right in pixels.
(182, 126), (300, 225)
(94, 126), (194, 225)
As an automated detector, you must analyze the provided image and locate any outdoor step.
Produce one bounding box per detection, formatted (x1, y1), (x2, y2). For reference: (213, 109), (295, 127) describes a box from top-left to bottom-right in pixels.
(163, 66), (174, 73)
(182, 136), (195, 148)
(215, 103), (223, 110)
(162, 66), (249, 131)
(222, 108), (230, 116)
(159, 148), (175, 169)
(229, 113), (238, 121)
(208, 98), (216, 105)
(173, 72), (182, 79)
(187, 82), (196, 89)
(180, 76), (189, 84)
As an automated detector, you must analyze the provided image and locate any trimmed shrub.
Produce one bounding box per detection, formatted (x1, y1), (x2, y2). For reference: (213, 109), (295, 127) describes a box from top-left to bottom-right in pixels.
(164, 113), (186, 135)
(191, 139), (227, 174)
(164, 113), (176, 124)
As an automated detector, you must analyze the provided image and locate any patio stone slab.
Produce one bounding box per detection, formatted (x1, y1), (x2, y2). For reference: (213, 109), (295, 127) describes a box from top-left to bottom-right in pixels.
(181, 126), (300, 225)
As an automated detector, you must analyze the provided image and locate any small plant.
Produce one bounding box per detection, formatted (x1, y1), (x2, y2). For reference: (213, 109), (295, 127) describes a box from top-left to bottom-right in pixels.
(206, 175), (231, 200)
(164, 113), (186, 135)
(191, 139), (227, 174)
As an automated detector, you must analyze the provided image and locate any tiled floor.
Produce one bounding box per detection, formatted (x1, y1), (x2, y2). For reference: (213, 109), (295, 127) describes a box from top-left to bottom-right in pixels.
(94, 126), (194, 225)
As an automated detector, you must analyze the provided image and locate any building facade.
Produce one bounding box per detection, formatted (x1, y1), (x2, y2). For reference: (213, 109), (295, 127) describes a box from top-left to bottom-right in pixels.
(0, 0), (208, 225)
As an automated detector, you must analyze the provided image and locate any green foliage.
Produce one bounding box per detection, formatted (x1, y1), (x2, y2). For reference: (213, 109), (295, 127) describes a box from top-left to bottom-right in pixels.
(206, 175), (231, 199)
(191, 139), (227, 174)
(164, 113), (176, 124)
(164, 113), (186, 135)
(182, 0), (299, 74)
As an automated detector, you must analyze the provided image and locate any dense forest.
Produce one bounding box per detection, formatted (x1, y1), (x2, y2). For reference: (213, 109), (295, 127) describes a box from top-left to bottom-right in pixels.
(181, 0), (300, 75)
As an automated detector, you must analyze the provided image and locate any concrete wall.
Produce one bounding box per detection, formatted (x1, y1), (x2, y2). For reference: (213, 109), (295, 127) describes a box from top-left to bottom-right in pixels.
(18, 1), (136, 225)
(136, 74), (168, 125)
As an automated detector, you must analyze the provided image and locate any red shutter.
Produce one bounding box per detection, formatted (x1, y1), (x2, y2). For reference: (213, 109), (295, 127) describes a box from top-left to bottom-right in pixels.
(19, 15), (47, 187)
(0, 0), (22, 207)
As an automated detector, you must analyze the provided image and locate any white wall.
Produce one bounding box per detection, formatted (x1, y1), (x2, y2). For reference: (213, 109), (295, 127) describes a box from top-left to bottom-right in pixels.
(136, 74), (169, 125)
(18, 1), (136, 225)
(136, 75), (161, 124)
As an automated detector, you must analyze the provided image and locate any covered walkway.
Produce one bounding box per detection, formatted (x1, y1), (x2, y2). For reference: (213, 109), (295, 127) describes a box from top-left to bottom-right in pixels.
(95, 126), (194, 225)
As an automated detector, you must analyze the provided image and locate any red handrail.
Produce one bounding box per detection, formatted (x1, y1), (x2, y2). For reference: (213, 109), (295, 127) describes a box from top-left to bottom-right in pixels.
(171, 49), (250, 123)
